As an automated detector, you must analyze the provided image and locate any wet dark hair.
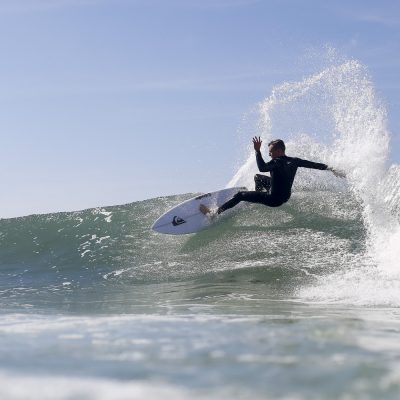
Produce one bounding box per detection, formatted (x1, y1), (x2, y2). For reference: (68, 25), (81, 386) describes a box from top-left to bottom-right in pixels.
(268, 139), (286, 152)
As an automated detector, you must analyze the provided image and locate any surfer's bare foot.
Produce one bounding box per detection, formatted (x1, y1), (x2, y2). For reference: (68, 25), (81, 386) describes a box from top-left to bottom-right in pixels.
(199, 204), (211, 215)
(199, 204), (218, 220)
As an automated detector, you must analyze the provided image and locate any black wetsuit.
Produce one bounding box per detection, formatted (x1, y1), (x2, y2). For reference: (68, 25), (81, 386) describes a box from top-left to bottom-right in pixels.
(218, 152), (327, 213)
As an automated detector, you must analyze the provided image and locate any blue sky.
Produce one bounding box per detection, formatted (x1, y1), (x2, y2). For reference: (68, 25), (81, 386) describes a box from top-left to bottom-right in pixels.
(1, 0), (399, 217)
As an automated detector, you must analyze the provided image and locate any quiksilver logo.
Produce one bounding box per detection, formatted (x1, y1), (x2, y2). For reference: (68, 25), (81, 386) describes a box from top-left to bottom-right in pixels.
(172, 216), (186, 226)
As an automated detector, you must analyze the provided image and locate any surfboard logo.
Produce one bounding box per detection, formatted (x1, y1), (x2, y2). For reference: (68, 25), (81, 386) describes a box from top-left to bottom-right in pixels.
(172, 216), (186, 226)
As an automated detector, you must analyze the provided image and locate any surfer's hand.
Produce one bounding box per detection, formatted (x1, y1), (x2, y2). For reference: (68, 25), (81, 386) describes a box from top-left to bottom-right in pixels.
(253, 136), (262, 152)
(327, 167), (346, 178)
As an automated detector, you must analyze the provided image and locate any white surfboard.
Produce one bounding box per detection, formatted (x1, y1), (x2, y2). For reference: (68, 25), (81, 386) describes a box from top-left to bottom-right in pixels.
(151, 187), (247, 235)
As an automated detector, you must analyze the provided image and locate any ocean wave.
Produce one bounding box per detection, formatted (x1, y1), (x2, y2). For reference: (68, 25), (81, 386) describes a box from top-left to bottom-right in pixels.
(1, 57), (400, 308)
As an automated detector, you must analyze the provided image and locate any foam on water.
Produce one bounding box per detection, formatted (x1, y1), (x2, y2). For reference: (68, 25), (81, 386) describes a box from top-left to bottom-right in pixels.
(228, 57), (400, 306)
(0, 372), (193, 400)
(3, 309), (400, 400)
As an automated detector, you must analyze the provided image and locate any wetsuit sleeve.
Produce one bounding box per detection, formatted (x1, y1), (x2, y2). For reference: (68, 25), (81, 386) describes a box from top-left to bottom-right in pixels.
(255, 151), (277, 172)
(295, 158), (328, 170)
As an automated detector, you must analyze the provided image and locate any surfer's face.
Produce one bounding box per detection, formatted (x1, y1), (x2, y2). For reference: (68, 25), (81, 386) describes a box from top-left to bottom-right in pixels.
(268, 145), (284, 159)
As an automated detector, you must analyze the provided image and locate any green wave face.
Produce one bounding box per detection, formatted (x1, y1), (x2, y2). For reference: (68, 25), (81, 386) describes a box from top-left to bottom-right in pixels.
(0, 190), (367, 312)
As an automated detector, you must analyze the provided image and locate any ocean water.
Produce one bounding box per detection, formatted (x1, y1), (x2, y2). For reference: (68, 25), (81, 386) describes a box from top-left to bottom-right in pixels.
(1, 58), (400, 399)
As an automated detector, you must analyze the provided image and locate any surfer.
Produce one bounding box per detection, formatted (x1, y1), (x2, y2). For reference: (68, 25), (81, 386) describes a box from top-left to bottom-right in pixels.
(200, 137), (344, 216)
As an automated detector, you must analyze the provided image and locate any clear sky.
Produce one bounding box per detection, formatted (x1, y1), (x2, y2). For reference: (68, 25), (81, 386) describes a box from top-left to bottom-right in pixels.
(1, 0), (399, 218)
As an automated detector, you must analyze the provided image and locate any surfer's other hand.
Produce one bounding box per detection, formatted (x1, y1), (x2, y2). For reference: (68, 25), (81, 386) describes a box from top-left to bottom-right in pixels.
(328, 167), (346, 178)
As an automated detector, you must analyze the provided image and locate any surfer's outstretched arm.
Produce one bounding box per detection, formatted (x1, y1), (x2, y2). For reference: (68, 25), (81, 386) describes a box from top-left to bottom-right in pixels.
(296, 158), (346, 178)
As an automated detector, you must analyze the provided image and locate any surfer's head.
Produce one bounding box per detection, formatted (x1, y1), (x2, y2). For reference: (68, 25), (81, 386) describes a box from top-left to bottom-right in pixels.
(268, 139), (286, 159)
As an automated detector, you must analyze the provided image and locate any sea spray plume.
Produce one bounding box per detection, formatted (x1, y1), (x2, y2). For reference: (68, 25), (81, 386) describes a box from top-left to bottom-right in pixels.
(382, 165), (400, 218)
(227, 61), (353, 189)
(331, 63), (400, 280)
(326, 61), (400, 278)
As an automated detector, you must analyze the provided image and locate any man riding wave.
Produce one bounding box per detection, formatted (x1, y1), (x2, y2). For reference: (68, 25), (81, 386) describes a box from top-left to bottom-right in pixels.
(200, 137), (344, 216)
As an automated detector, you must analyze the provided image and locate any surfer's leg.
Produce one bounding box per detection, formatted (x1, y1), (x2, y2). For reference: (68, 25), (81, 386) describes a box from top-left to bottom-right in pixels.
(217, 191), (279, 214)
(216, 193), (243, 213)
(254, 174), (271, 192)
